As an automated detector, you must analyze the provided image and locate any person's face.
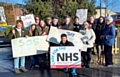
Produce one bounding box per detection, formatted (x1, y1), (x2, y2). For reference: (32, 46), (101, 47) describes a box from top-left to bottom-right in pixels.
(61, 36), (67, 43)
(106, 20), (111, 25)
(52, 18), (58, 24)
(47, 19), (52, 24)
(40, 20), (45, 27)
(83, 23), (88, 29)
(65, 17), (70, 24)
(31, 25), (36, 31)
(75, 18), (79, 23)
(90, 16), (94, 23)
(35, 17), (40, 25)
(17, 22), (22, 29)
(99, 17), (104, 23)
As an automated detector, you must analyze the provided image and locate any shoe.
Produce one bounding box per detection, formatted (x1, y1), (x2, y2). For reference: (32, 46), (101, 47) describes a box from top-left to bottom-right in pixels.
(30, 64), (35, 70)
(20, 67), (28, 72)
(107, 65), (113, 67)
(71, 71), (77, 76)
(14, 68), (20, 74)
(63, 68), (68, 73)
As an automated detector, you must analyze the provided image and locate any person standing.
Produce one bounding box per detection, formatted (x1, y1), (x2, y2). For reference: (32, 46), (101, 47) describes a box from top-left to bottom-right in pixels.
(88, 16), (97, 31)
(101, 16), (115, 67)
(81, 21), (96, 68)
(28, 24), (37, 69)
(51, 16), (59, 27)
(60, 16), (73, 30)
(73, 16), (82, 32)
(8, 20), (28, 74)
(59, 34), (77, 76)
(46, 17), (52, 31)
(95, 16), (106, 64)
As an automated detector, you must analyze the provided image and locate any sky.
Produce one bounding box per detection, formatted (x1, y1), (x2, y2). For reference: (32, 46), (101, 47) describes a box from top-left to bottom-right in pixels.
(0, 0), (120, 12)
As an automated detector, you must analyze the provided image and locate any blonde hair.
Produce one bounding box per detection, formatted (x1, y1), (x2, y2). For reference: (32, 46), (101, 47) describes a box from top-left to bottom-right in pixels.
(83, 21), (91, 29)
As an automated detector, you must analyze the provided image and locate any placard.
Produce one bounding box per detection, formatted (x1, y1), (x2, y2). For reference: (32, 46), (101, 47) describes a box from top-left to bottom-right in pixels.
(11, 36), (49, 57)
(0, 6), (6, 22)
(76, 9), (88, 24)
(47, 26), (87, 51)
(21, 14), (35, 29)
(50, 46), (81, 69)
(4, 4), (16, 25)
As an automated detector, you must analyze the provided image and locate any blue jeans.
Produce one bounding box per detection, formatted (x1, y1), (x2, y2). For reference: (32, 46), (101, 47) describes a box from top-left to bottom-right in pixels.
(14, 57), (25, 69)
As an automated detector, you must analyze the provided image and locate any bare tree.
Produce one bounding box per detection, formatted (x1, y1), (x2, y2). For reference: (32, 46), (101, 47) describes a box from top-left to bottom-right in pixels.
(103, 0), (120, 16)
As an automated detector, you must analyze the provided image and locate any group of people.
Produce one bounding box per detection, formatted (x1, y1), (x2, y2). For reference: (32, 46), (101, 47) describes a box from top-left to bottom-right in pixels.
(7, 15), (116, 76)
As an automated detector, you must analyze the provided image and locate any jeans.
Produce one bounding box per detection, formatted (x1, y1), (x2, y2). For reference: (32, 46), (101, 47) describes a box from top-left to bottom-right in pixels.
(14, 57), (25, 69)
(82, 48), (92, 66)
(30, 56), (34, 65)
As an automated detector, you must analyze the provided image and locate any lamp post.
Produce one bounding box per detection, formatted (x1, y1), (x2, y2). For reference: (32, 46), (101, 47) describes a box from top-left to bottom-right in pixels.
(100, 0), (102, 16)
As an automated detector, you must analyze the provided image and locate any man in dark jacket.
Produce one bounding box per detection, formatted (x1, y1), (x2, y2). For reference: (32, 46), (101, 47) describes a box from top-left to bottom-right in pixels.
(60, 16), (73, 30)
(60, 34), (77, 76)
(51, 16), (59, 27)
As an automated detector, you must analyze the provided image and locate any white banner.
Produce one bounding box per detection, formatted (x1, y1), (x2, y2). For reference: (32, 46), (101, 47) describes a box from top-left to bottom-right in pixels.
(76, 9), (88, 24)
(50, 46), (81, 69)
(21, 14), (35, 29)
(0, 7), (6, 22)
(47, 26), (87, 51)
(11, 36), (49, 57)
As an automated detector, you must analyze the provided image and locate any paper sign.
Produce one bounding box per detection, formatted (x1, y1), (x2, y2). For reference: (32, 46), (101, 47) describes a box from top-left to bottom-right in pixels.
(21, 14), (35, 29)
(0, 7), (6, 22)
(50, 46), (81, 69)
(11, 36), (49, 57)
(76, 9), (88, 24)
(47, 26), (87, 51)
(4, 4), (16, 25)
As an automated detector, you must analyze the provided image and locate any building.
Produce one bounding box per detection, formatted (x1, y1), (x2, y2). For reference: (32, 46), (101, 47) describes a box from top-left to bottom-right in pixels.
(95, 6), (117, 18)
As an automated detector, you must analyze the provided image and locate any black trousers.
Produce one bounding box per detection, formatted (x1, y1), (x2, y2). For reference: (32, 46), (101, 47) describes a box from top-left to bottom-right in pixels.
(82, 48), (92, 66)
(104, 45), (113, 65)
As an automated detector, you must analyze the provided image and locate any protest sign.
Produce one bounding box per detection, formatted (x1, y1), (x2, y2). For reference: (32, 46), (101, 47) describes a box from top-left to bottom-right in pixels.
(0, 6), (6, 22)
(21, 14), (35, 29)
(50, 46), (81, 69)
(76, 9), (88, 24)
(47, 26), (87, 51)
(11, 36), (49, 57)
(4, 4), (16, 25)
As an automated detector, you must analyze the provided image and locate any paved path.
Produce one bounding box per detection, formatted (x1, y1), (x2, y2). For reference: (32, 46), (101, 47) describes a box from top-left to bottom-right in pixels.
(0, 47), (120, 77)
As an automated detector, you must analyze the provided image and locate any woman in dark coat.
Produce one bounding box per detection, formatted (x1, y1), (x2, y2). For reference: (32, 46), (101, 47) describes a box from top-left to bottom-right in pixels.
(95, 16), (105, 64)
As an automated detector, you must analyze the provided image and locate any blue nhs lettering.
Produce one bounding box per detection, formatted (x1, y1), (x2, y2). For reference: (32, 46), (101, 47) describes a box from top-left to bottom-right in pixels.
(66, 32), (75, 37)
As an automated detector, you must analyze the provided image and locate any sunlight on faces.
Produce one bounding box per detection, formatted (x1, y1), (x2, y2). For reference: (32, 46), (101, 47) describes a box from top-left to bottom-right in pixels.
(99, 17), (104, 23)
(83, 22), (89, 29)
(61, 36), (67, 44)
(106, 16), (113, 25)
(35, 17), (40, 25)
(52, 18), (58, 24)
(75, 18), (79, 23)
(90, 16), (95, 23)
(65, 17), (71, 24)
(17, 22), (23, 29)
(40, 20), (45, 27)
(31, 25), (36, 31)
(47, 19), (52, 25)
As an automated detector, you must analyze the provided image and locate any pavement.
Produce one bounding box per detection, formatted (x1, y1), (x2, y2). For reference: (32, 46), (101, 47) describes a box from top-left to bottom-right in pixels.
(1, 47), (120, 77)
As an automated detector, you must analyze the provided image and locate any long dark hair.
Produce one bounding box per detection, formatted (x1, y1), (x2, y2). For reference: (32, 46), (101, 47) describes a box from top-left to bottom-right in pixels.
(97, 16), (106, 25)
